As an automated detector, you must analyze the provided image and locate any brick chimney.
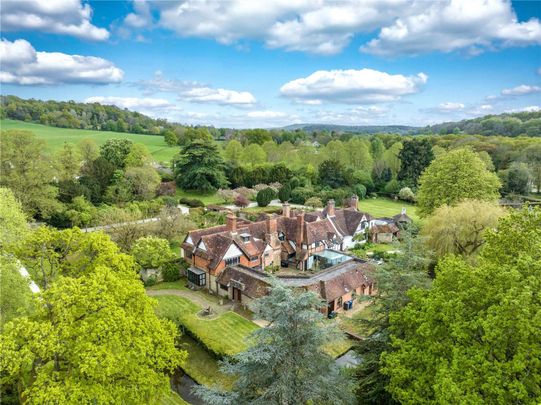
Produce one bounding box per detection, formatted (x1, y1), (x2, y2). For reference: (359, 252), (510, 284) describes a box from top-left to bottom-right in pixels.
(350, 194), (359, 211)
(282, 202), (290, 218)
(295, 212), (305, 249)
(226, 211), (237, 233)
(265, 214), (277, 235)
(326, 199), (335, 217)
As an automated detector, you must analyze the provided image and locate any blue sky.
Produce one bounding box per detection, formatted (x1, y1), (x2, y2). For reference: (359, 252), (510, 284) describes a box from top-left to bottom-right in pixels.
(1, 0), (540, 128)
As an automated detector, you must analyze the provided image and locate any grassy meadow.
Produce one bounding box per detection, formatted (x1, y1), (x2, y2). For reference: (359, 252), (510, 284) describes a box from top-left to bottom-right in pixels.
(0, 119), (179, 163)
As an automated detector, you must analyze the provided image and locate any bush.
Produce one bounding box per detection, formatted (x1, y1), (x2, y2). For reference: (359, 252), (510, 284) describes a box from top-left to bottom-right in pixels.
(384, 179), (401, 194)
(217, 188), (238, 203)
(234, 194), (250, 208)
(290, 186), (314, 204)
(162, 196), (178, 207)
(256, 187), (276, 207)
(234, 187), (257, 200)
(179, 197), (205, 207)
(354, 184), (367, 199)
(144, 275), (158, 287)
(162, 261), (181, 282)
(398, 187), (416, 202)
(278, 184), (291, 203)
(305, 197), (323, 208)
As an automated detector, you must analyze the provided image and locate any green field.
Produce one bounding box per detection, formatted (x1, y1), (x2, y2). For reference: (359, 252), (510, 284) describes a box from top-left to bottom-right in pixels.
(0, 119), (179, 163)
(154, 295), (259, 357)
(360, 197), (419, 222)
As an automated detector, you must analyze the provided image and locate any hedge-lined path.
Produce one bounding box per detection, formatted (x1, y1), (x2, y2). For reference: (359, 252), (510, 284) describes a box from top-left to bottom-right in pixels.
(146, 288), (233, 316)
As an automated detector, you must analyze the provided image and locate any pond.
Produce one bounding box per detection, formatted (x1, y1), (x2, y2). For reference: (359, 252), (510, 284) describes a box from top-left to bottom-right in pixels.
(171, 369), (205, 405)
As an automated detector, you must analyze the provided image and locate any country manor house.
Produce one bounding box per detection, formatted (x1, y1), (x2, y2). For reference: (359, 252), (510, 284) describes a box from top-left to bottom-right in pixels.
(181, 197), (411, 316)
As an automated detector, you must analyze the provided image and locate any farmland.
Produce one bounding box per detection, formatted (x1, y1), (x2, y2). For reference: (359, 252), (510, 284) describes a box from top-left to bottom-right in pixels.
(0, 119), (179, 163)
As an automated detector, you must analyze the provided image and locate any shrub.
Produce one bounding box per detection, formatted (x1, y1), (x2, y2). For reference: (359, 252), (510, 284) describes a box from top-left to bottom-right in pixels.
(162, 196), (178, 207)
(290, 186), (314, 204)
(354, 184), (367, 199)
(217, 188), (238, 203)
(398, 187), (416, 202)
(234, 187), (257, 200)
(234, 194), (250, 208)
(179, 197), (205, 207)
(162, 261), (181, 282)
(278, 184), (291, 203)
(144, 275), (158, 287)
(157, 181), (176, 196)
(305, 197), (323, 208)
(384, 179), (401, 194)
(256, 187), (276, 207)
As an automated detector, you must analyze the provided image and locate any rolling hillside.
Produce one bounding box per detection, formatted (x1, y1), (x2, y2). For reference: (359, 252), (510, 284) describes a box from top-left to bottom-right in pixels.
(0, 119), (180, 163)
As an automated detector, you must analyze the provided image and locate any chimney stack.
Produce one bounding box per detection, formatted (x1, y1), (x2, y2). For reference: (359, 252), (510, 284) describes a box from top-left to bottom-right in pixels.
(351, 194), (359, 211)
(326, 199), (335, 217)
(282, 202), (290, 218)
(265, 214), (277, 235)
(295, 212), (305, 249)
(226, 211), (237, 233)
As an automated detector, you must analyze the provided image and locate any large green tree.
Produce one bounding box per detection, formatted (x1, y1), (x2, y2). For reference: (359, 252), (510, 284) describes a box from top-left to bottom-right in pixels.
(195, 281), (354, 405)
(0, 130), (60, 218)
(0, 188), (29, 250)
(354, 232), (431, 404)
(0, 266), (184, 403)
(99, 138), (133, 169)
(416, 148), (501, 217)
(223, 140), (244, 164)
(0, 255), (33, 330)
(382, 208), (541, 404)
(174, 139), (228, 192)
(397, 138), (434, 187)
(422, 200), (506, 259)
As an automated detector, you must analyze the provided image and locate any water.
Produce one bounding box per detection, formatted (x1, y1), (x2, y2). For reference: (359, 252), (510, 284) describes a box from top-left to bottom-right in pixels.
(335, 350), (361, 368)
(170, 369), (205, 405)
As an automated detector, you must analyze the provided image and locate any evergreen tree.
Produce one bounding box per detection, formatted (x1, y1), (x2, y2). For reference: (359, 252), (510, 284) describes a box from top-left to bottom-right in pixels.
(174, 139), (228, 193)
(354, 232), (431, 404)
(397, 139), (434, 187)
(195, 281), (354, 405)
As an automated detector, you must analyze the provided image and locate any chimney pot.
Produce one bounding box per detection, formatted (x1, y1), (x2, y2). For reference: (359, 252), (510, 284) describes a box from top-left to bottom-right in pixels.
(282, 202), (290, 218)
(227, 212), (237, 233)
(351, 194), (359, 211)
(326, 199), (335, 217)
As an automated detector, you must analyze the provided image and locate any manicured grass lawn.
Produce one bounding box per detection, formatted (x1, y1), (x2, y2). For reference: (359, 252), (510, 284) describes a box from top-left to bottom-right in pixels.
(158, 391), (189, 405)
(1, 119), (179, 163)
(180, 335), (235, 390)
(154, 295), (259, 357)
(176, 189), (223, 205)
(324, 335), (355, 358)
(359, 197), (419, 222)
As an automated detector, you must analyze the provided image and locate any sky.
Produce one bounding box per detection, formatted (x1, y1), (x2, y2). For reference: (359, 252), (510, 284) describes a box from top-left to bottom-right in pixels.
(1, 0), (540, 128)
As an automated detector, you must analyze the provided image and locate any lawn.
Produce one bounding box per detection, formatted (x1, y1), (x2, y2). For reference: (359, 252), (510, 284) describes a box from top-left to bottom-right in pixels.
(359, 197), (419, 222)
(1, 119), (179, 163)
(179, 335), (235, 390)
(154, 295), (259, 357)
(147, 280), (190, 291)
(176, 189), (223, 205)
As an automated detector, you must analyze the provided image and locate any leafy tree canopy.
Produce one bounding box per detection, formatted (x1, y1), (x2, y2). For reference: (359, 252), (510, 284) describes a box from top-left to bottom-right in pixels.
(131, 236), (176, 270)
(382, 207), (541, 404)
(416, 148), (501, 217)
(397, 138), (434, 187)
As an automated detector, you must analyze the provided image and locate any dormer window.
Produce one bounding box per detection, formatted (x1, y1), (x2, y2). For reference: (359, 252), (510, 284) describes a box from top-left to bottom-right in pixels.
(240, 233), (250, 243)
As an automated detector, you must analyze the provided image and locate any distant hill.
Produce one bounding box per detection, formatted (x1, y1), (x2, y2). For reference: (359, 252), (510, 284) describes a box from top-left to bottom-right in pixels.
(420, 111), (541, 137)
(281, 123), (420, 135)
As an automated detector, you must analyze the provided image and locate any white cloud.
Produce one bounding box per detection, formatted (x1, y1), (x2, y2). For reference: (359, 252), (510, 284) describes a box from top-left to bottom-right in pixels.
(126, 0), (540, 56)
(438, 102), (465, 112)
(246, 110), (290, 119)
(84, 96), (173, 110)
(310, 106), (389, 124)
(136, 71), (256, 106)
(124, 0), (153, 28)
(0, 38), (123, 85)
(363, 0), (541, 56)
(280, 68), (427, 104)
(504, 105), (541, 113)
(1, 0), (109, 41)
(501, 84), (541, 96)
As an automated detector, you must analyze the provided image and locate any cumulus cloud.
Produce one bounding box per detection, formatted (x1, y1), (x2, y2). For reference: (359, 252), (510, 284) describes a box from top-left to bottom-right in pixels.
(124, 0), (153, 28)
(504, 105), (541, 113)
(0, 38), (123, 85)
(438, 102), (465, 112)
(280, 68), (427, 105)
(1, 0), (109, 41)
(136, 71), (256, 106)
(363, 0), (541, 56)
(501, 84), (541, 96)
(125, 0), (539, 56)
